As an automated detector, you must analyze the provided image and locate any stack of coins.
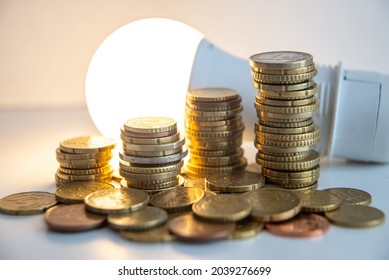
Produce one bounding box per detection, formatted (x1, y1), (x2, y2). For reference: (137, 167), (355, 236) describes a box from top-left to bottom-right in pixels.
(183, 88), (247, 178)
(249, 51), (320, 190)
(55, 136), (116, 186)
(119, 117), (188, 194)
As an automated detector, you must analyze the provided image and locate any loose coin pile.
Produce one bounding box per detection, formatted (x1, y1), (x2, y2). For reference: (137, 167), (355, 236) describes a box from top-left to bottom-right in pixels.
(183, 88), (247, 178)
(249, 51), (320, 190)
(55, 136), (116, 186)
(119, 117), (188, 195)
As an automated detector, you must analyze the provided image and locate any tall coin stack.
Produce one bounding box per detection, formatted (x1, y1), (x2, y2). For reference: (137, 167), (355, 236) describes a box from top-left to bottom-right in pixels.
(249, 51), (320, 190)
(119, 117), (188, 194)
(55, 136), (116, 186)
(183, 88), (247, 178)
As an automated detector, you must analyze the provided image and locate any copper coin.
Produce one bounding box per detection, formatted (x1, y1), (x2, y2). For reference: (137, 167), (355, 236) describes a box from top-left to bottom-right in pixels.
(167, 213), (235, 242)
(265, 213), (330, 237)
(44, 204), (106, 232)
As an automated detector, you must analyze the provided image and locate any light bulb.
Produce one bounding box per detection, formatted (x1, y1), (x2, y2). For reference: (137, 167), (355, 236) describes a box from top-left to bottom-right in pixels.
(86, 17), (389, 163)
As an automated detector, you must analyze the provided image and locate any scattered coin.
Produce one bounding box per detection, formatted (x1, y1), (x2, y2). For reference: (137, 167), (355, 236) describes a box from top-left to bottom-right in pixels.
(150, 186), (204, 213)
(192, 194), (252, 222)
(325, 205), (385, 228)
(205, 171), (265, 193)
(0, 191), (57, 215)
(120, 223), (176, 243)
(167, 213), (236, 242)
(108, 206), (168, 231)
(266, 213), (330, 237)
(228, 217), (264, 239)
(44, 204), (106, 232)
(241, 188), (301, 222)
(299, 190), (341, 212)
(323, 187), (372, 206)
(55, 181), (115, 204)
(84, 188), (149, 214)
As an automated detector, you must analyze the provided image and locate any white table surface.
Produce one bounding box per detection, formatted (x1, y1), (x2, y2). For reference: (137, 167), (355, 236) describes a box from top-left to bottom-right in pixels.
(0, 108), (388, 260)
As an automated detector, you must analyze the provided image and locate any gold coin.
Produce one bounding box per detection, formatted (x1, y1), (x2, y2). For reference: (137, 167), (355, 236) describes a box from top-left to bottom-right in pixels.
(84, 188), (149, 214)
(185, 157), (247, 174)
(185, 126), (244, 139)
(60, 135), (115, 154)
(185, 115), (242, 128)
(185, 121), (244, 133)
(185, 105), (243, 118)
(259, 83), (318, 100)
(120, 131), (180, 145)
(189, 150), (244, 167)
(251, 68), (317, 84)
(121, 176), (182, 190)
(108, 206), (168, 230)
(187, 88), (239, 102)
(259, 118), (314, 128)
(257, 109), (319, 121)
(241, 188), (301, 222)
(120, 223), (176, 243)
(119, 148), (188, 165)
(257, 136), (320, 148)
(228, 217), (264, 239)
(249, 51), (313, 70)
(150, 186), (204, 212)
(122, 134), (185, 152)
(119, 168), (181, 181)
(322, 187), (372, 206)
(56, 155), (112, 166)
(0, 191), (57, 215)
(255, 99), (320, 115)
(266, 173), (319, 189)
(255, 142), (315, 155)
(58, 161), (110, 170)
(56, 148), (111, 160)
(263, 166), (320, 179)
(58, 165), (112, 175)
(256, 127), (320, 142)
(56, 168), (113, 181)
(325, 205), (385, 228)
(255, 95), (316, 107)
(255, 121), (316, 135)
(253, 80), (314, 91)
(186, 96), (242, 111)
(186, 138), (242, 151)
(192, 194), (252, 222)
(55, 181), (115, 204)
(205, 171), (265, 193)
(188, 147), (241, 157)
(251, 63), (316, 75)
(123, 116), (177, 134)
(122, 146), (184, 157)
(257, 151), (310, 162)
(119, 160), (183, 174)
(299, 190), (340, 212)
(256, 150), (320, 171)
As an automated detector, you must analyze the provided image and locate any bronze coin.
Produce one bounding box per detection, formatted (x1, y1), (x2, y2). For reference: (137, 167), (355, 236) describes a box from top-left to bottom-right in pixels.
(265, 213), (330, 237)
(167, 213), (235, 242)
(44, 204), (106, 232)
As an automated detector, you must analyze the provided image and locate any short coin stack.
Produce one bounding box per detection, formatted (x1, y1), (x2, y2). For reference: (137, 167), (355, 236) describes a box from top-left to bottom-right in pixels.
(55, 136), (116, 186)
(249, 51), (320, 190)
(119, 117), (188, 194)
(183, 88), (247, 178)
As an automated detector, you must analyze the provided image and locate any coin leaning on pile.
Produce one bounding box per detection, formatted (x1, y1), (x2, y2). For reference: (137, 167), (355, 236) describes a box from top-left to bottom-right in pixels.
(183, 88), (247, 178)
(249, 51), (320, 190)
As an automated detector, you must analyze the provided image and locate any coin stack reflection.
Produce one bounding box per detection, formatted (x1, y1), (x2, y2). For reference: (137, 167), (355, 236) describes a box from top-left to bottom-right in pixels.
(249, 51), (320, 190)
(55, 136), (116, 186)
(119, 116), (188, 195)
(183, 88), (247, 178)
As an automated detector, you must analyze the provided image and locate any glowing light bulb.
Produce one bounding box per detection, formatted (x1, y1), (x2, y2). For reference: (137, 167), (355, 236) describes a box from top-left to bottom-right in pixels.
(86, 17), (389, 163)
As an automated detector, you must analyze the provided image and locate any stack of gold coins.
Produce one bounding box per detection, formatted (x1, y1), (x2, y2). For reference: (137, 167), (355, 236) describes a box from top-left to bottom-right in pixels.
(55, 136), (116, 186)
(183, 88), (247, 178)
(249, 51), (320, 190)
(119, 116), (188, 194)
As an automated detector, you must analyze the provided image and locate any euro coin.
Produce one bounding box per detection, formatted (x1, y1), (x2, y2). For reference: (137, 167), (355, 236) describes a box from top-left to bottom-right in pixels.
(0, 191), (57, 215)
